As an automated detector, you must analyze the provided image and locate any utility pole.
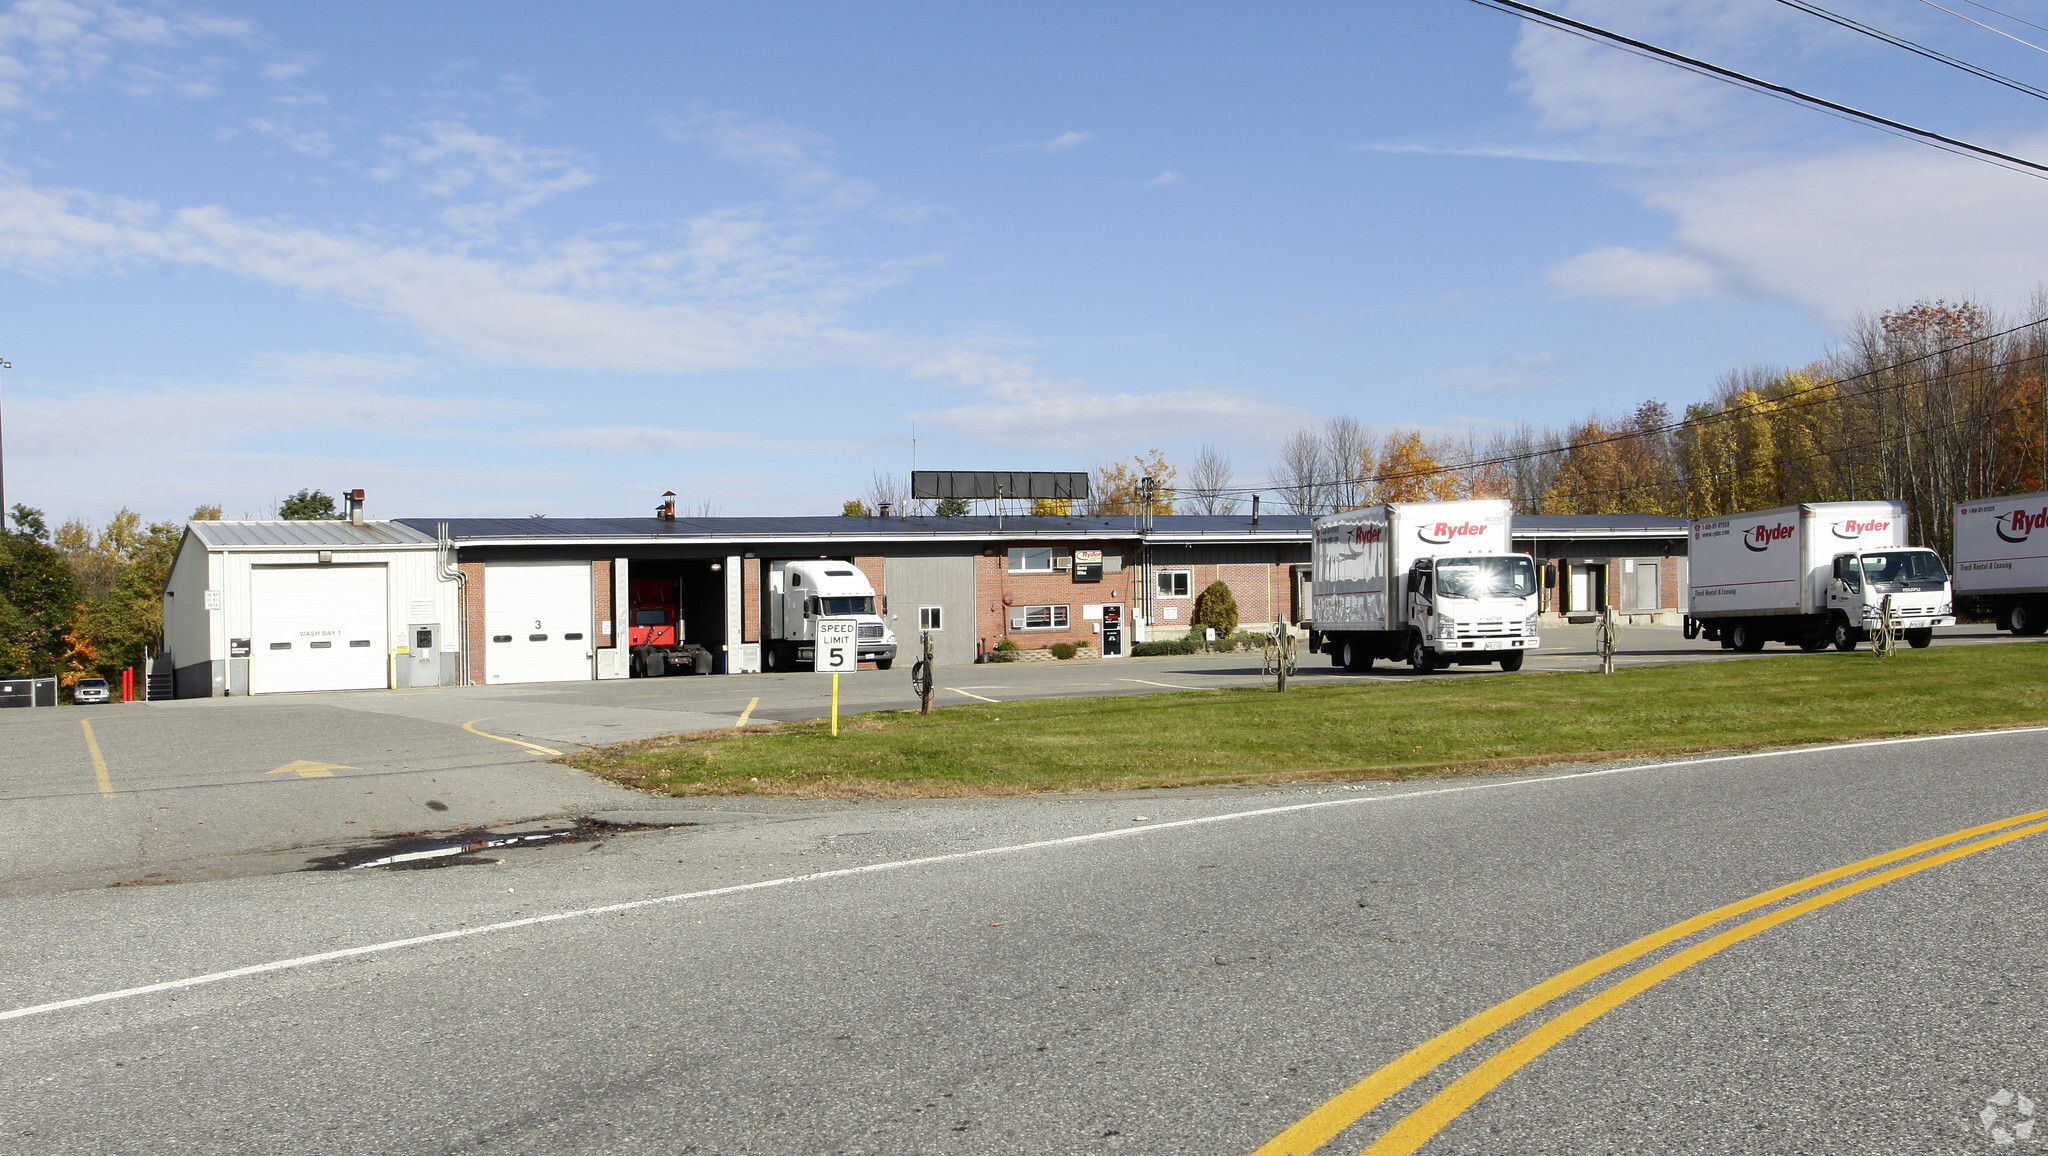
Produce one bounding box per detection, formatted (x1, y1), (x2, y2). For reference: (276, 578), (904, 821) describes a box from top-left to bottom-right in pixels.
(0, 357), (11, 527)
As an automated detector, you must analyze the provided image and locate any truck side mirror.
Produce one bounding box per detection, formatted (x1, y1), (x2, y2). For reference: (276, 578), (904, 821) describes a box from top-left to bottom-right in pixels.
(1831, 557), (1841, 579)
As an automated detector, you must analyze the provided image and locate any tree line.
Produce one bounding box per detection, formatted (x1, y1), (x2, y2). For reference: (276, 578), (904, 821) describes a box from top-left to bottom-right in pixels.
(849, 296), (2044, 555)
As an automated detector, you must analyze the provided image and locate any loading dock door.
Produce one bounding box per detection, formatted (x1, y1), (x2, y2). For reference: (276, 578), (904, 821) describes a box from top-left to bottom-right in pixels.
(485, 561), (594, 684)
(249, 566), (389, 694)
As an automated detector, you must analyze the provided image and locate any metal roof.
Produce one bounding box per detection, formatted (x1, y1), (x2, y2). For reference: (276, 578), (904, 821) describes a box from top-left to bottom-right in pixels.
(188, 520), (439, 550)
(397, 514), (1318, 545)
(1512, 514), (1691, 539)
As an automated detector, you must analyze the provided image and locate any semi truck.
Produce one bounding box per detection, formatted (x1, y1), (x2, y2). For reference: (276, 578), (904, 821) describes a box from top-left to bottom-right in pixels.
(626, 576), (717, 676)
(1684, 500), (1954, 651)
(1953, 491), (2048, 634)
(1307, 499), (1541, 673)
(762, 560), (898, 672)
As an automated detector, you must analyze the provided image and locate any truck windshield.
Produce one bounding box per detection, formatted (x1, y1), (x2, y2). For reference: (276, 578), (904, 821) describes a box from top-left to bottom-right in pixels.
(1435, 556), (1536, 600)
(818, 596), (876, 615)
(1854, 550), (1948, 592)
(634, 609), (668, 626)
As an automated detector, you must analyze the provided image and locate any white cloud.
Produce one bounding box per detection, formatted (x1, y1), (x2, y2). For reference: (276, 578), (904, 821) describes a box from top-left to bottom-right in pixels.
(0, 0), (248, 108)
(997, 129), (1095, 155)
(1546, 245), (1724, 305)
(1349, 141), (1611, 164)
(373, 120), (595, 229)
(1145, 170), (1183, 186)
(1433, 352), (1571, 394)
(655, 107), (896, 217)
(252, 350), (435, 381)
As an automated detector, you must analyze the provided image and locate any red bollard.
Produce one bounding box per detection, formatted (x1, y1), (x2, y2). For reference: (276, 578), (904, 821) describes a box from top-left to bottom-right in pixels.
(122, 667), (134, 703)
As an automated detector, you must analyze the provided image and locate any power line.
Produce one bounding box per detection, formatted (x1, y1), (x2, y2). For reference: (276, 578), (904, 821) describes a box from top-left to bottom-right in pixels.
(1233, 315), (2048, 503)
(1770, 0), (2048, 101)
(1938, 0), (2048, 42)
(1465, 0), (2048, 179)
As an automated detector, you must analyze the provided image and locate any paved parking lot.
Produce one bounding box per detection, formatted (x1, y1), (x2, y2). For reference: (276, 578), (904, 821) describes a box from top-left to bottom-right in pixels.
(0, 623), (2021, 896)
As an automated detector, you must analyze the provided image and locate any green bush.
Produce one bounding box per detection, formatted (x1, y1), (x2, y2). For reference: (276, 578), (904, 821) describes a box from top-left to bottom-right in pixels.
(1049, 642), (1078, 660)
(994, 638), (1018, 651)
(1131, 637), (1201, 657)
(1075, 637), (1091, 648)
(1192, 579), (1239, 639)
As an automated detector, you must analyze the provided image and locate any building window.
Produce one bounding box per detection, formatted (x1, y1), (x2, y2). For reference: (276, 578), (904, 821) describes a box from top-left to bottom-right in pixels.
(1009, 604), (1070, 630)
(1157, 569), (1191, 597)
(1007, 547), (1067, 573)
(918, 606), (943, 631)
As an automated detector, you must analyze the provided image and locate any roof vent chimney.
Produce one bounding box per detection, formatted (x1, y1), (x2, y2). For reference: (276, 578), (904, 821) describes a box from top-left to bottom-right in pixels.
(346, 489), (366, 526)
(878, 501), (892, 519)
(1251, 493), (1260, 529)
(658, 491), (677, 522)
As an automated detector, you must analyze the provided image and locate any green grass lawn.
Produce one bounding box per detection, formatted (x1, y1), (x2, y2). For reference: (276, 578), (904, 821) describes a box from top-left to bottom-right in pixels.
(567, 643), (2048, 798)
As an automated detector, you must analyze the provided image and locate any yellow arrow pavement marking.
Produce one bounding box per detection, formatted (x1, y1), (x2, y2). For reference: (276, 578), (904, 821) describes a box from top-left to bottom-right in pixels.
(945, 687), (1000, 703)
(1119, 677), (1202, 690)
(462, 718), (563, 757)
(736, 697), (759, 727)
(265, 760), (356, 779)
(1251, 804), (2048, 1156)
(79, 720), (114, 798)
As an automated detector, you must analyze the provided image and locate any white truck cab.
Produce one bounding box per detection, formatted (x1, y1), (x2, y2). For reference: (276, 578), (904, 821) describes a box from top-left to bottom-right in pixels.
(1823, 546), (1955, 646)
(764, 560), (898, 671)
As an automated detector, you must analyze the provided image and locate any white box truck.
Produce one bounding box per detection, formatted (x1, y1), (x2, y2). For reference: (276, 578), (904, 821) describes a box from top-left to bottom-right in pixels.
(1685, 500), (1954, 651)
(1953, 491), (2048, 634)
(761, 560), (898, 672)
(1308, 499), (1541, 673)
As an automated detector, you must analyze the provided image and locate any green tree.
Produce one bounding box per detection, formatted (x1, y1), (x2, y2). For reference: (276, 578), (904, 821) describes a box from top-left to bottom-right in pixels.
(79, 519), (184, 674)
(278, 489), (337, 519)
(1191, 579), (1239, 639)
(933, 496), (970, 517)
(0, 520), (81, 675)
(841, 499), (871, 516)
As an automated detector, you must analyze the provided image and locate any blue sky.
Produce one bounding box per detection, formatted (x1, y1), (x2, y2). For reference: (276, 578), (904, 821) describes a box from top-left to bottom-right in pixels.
(5, 0), (2048, 522)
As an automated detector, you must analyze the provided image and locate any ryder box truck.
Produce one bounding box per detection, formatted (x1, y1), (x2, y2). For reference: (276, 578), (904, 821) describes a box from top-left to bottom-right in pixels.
(1953, 491), (2048, 634)
(1685, 500), (1954, 652)
(1308, 499), (1541, 673)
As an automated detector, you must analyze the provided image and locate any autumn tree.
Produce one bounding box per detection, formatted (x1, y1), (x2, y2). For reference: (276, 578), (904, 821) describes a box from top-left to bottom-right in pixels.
(841, 500), (870, 516)
(1091, 450), (1176, 516)
(1376, 431), (1459, 502)
(0, 509), (81, 676)
(1029, 498), (1073, 515)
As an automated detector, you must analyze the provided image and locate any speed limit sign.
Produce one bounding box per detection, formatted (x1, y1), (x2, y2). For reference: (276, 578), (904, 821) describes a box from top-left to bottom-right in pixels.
(815, 616), (858, 672)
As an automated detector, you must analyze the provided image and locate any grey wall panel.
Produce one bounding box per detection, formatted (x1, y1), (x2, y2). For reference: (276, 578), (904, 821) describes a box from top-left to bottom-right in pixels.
(883, 554), (978, 666)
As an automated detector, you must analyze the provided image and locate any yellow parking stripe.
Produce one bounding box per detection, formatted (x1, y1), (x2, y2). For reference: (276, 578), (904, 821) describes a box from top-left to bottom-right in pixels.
(736, 697), (759, 727)
(461, 718), (562, 757)
(80, 720), (114, 798)
(1252, 805), (2048, 1156)
(946, 687), (1000, 703)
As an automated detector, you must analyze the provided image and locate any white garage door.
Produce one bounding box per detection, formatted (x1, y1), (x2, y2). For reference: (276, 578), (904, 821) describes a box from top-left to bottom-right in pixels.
(250, 566), (389, 695)
(485, 561), (594, 684)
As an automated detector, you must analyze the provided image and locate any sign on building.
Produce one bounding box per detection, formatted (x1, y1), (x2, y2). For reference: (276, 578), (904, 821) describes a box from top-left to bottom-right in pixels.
(815, 616), (858, 672)
(1072, 549), (1103, 583)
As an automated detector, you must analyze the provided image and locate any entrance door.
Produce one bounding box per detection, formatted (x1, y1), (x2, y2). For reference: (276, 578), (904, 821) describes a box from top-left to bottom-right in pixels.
(485, 561), (594, 684)
(1568, 565), (1592, 613)
(249, 566), (388, 694)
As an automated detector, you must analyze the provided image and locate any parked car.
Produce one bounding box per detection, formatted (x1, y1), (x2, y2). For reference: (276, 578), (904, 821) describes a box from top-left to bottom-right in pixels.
(73, 677), (110, 705)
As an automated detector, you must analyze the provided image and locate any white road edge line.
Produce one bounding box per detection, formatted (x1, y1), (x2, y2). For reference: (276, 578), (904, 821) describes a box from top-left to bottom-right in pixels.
(7, 724), (2047, 1026)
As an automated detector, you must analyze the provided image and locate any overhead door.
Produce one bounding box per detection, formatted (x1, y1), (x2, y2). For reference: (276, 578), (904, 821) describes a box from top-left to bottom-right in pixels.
(486, 561), (594, 684)
(250, 566), (389, 694)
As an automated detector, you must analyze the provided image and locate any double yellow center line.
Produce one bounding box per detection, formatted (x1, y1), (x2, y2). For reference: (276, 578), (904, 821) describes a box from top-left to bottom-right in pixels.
(1254, 805), (2048, 1156)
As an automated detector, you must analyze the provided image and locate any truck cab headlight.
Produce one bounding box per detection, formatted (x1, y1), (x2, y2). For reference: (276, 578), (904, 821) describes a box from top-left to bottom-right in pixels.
(1436, 616), (1457, 639)
(1523, 613), (1539, 635)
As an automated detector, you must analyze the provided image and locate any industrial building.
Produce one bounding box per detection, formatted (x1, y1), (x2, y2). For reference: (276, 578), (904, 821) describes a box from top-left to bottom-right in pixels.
(159, 502), (1690, 696)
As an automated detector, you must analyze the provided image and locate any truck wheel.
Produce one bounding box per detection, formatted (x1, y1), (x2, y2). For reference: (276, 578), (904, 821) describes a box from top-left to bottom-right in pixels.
(764, 645), (782, 671)
(645, 651), (666, 677)
(1798, 633), (1830, 652)
(1408, 637), (1435, 673)
(1497, 651), (1524, 672)
(875, 658), (893, 671)
(1341, 639), (1371, 672)
(1832, 618), (1860, 651)
(2014, 602), (2048, 636)
(1729, 624), (1765, 652)
(1905, 628), (1933, 649)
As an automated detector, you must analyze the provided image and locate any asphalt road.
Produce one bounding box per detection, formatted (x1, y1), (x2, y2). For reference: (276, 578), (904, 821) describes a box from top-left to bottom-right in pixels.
(0, 624), (2024, 896)
(4, 728), (2044, 1153)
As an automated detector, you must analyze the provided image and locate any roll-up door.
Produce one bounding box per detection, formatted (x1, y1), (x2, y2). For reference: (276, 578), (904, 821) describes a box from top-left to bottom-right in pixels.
(250, 566), (389, 694)
(485, 561), (594, 684)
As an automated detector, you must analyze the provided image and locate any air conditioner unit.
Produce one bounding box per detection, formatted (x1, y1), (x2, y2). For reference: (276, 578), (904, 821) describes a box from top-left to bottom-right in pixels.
(1053, 554), (1071, 570)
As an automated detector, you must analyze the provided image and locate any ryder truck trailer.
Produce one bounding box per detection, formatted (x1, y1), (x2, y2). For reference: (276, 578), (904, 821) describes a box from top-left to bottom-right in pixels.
(1953, 491), (2048, 634)
(1308, 499), (1541, 673)
(1685, 500), (1954, 651)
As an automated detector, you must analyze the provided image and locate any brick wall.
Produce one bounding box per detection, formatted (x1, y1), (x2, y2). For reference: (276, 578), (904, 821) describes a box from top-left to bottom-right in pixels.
(460, 561), (485, 685)
(976, 542), (1139, 652)
(1145, 560), (1291, 632)
(743, 558), (761, 643)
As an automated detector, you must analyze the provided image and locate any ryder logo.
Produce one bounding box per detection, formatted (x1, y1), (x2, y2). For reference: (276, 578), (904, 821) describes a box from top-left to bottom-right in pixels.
(1351, 524), (1384, 549)
(1743, 523), (1796, 552)
(1830, 518), (1891, 539)
(1418, 521), (1485, 545)
(1998, 508), (2048, 544)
